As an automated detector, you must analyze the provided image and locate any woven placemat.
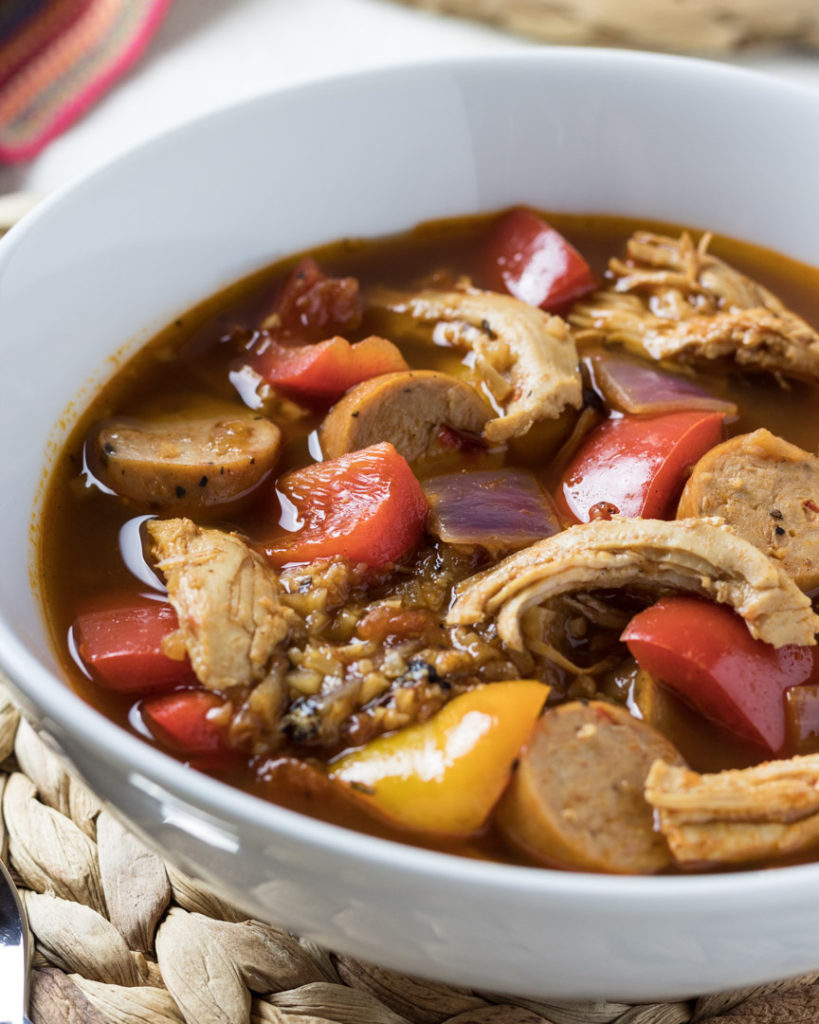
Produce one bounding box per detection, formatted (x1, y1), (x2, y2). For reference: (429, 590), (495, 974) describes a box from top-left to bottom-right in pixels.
(2, 682), (819, 1024)
(394, 0), (819, 52)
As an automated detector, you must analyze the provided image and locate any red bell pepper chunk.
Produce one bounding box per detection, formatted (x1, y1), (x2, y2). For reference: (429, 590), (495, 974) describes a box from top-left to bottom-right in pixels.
(248, 334), (408, 400)
(481, 208), (596, 311)
(263, 442), (428, 568)
(558, 409), (725, 522)
(622, 596), (817, 754)
(142, 690), (229, 755)
(267, 257), (362, 339)
(74, 601), (194, 694)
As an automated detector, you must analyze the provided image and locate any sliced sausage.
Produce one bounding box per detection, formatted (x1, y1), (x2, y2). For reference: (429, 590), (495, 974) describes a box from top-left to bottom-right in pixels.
(368, 287), (582, 442)
(677, 428), (819, 592)
(496, 700), (684, 874)
(91, 401), (282, 515)
(319, 369), (493, 461)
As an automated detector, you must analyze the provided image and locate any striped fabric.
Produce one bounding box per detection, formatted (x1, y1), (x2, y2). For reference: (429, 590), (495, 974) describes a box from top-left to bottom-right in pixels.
(0, 0), (172, 162)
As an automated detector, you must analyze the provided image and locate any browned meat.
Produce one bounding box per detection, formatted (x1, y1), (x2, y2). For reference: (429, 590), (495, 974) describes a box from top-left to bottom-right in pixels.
(447, 516), (819, 650)
(646, 756), (819, 868)
(369, 286), (582, 442)
(319, 370), (492, 461)
(678, 429), (819, 592)
(570, 231), (819, 380)
(92, 400), (282, 515)
(147, 518), (295, 697)
(497, 701), (684, 873)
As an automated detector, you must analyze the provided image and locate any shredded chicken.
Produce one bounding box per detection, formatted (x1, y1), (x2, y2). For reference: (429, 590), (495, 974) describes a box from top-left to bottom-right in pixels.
(570, 231), (819, 379)
(447, 516), (819, 651)
(646, 756), (819, 868)
(147, 518), (295, 693)
(369, 285), (582, 442)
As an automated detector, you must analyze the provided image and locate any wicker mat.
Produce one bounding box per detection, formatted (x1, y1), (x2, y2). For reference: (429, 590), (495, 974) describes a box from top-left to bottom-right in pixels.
(394, 0), (819, 53)
(2, 683), (819, 1023)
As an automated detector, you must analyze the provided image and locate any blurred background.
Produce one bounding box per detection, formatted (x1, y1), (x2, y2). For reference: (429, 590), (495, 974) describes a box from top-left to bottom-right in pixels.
(0, 0), (816, 199)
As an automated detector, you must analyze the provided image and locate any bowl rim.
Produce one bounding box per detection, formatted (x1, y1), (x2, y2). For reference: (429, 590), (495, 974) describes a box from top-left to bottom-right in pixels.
(3, 46), (819, 904)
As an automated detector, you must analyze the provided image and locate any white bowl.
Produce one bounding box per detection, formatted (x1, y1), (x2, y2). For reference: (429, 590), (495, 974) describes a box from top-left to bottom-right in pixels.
(2, 50), (819, 1002)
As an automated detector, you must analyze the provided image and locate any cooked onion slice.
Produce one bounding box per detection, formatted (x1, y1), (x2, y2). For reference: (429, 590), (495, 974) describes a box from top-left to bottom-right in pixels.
(423, 468), (559, 553)
(589, 353), (737, 416)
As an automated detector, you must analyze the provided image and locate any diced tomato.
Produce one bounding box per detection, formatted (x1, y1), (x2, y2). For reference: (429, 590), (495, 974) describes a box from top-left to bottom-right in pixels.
(247, 334), (408, 400)
(266, 257), (361, 339)
(356, 606), (440, 646)
(622, 596), (818, 754)
(142, 690), (229, 755)
(481, 208), (596, 311)
(558, 409), (725, 522)
(263, 442), (428, 568)
(74, 601), (194, 694)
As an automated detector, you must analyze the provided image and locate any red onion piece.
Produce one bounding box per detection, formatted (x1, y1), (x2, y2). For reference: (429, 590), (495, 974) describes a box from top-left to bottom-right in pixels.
(589, 354), (737, 416)
(424, 468), (559, 552)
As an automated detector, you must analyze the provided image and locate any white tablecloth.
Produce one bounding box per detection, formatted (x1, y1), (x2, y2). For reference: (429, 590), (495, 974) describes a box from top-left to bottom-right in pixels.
(1, 0), (818, 197)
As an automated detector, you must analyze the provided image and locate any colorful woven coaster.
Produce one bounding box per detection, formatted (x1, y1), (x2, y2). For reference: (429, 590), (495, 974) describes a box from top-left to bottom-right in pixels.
(0, 0), (172, 163)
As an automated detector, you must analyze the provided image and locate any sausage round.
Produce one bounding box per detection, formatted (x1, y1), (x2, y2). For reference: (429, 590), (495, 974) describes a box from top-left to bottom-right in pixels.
(677, 428), (819, 592)
(497, 700), (684, 874)
(91, 402), (282, 515)
(319, 369), (493, 461)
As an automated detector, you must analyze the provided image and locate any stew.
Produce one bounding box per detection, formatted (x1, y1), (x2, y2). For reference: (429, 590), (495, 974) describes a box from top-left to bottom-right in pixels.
(40, 209), (819, 874)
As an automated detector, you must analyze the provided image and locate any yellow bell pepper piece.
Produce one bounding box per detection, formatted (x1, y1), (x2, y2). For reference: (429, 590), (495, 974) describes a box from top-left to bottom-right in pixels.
(329, 680), (548, 836)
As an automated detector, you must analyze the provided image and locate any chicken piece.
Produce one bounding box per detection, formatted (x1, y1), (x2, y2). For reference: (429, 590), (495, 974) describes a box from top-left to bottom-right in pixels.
(92, 400), (282, 516)
(646, 756), (819, 868)
(319, 370), (492, 461)
(498, 701), (684, 874)
(678, 429), (819, 592)
(447, 516), (819, 651)
(370, 285), (582, 443)
(570, 231), (819, 380)
(614, 231), (781, 312)
(147, 518), (295, 695)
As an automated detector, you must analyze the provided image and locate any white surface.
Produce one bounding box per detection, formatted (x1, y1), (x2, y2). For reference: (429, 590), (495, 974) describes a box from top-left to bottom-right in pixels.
(3, 51), (819, 1001)
(0, 0), (817, 194)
